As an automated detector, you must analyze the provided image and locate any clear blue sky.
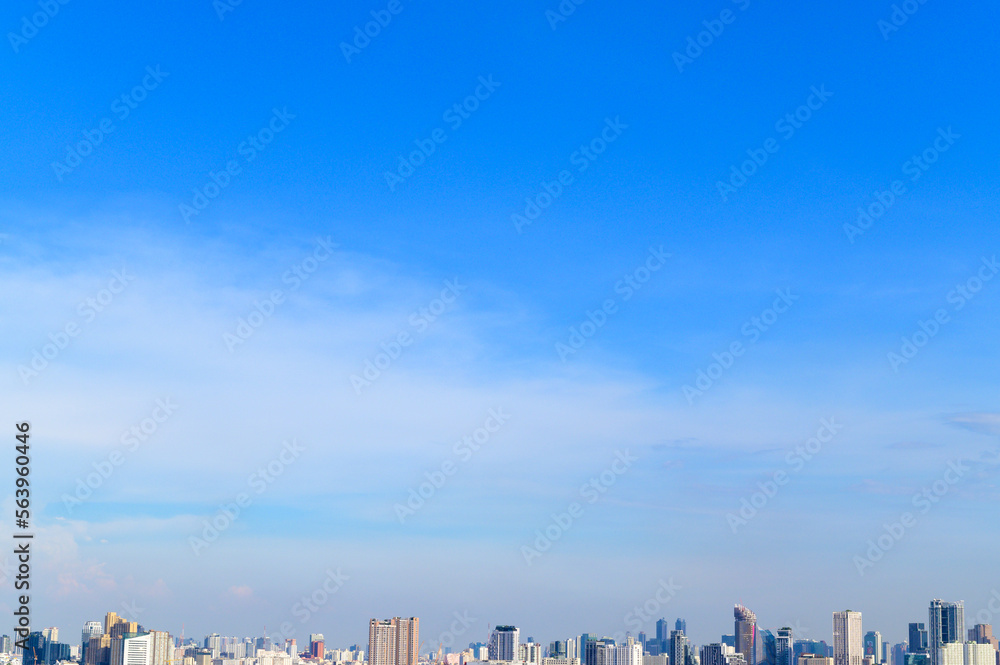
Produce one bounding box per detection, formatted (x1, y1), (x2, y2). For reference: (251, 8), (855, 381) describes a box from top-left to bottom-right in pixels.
(2, 0), (999, 653)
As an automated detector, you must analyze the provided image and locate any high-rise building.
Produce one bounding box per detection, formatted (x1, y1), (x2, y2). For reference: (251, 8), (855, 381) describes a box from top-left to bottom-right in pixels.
(798, 657), (833, 665)
(965, 644), (996, 665)
(929, 601), (965, 665)
(1, 635), (12, 654)
(369, 618), (419, 665)
(521, 642), (543, 665)
(864, 634), (882, 663)
(909, 627), (928, 655)
(586, 639), (616, 665)
(489, 627), (520, 662)
(87, 634), (113, 665)
(671, 631), (690, 665)
(759, 630), (776, 665)
(116, 634), (152, 665)
(833, 611), (863, 665)
(931, 644), (961, 665)
(777, 628), (794, 665)
(968, 625), (999, 665)
(676, 621), (687, 635)
(657, 622), (671, 656)
(613, 637), (643, 665)
(568, 640), (578, 661)
(149, 631), (171, 665)
(82, 622), (104, 664)
(310, 635), (325, 660)
(105, 614), (124, 636)
(703, 645), (730, 665)
(735, 605), (758, 665)
(396, 618), (418, 665)
(552, 642), (568, 659)
(892, 644), (907, 665)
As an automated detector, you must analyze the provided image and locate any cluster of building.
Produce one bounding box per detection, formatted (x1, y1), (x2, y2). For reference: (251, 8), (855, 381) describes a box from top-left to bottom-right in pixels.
(1, 598), (997, 665)
(0, 616), (363, 665)
(419, 600), (998, 665)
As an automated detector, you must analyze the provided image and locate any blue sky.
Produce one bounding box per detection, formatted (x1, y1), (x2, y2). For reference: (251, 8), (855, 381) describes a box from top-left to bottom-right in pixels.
(2, 0), (1000, 653)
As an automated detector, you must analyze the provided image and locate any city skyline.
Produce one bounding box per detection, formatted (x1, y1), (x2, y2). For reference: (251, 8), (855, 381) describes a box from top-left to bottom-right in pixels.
(9, 598), (1000, 658)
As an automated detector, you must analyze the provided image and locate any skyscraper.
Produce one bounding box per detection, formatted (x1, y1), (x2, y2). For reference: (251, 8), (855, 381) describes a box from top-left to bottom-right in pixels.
(864, 634), (882, 663)
(892, 644), (907, 665)
(489, 627), (520, 662)
(657, 621), (671, 656)
(758, 629), (776, 665)
(671, 631), (690, 665)
(964, 644), (996, 665)
(833, 611), (863, 665)
(908, 626), (928, 655)
(702, 645), (730, 665)
(82, 622), (104, 664)
(968, 624), (999, 665)
(310, 635), (325, 660)
(586, 639), (616, 665)
(735, 605), (758, 665)
(776, 628), (794, 665)
(520, 642), (543, 665)
(676, 620), (687, 635)
(370, 619), (419, 665)
(117, 634), (152, 665)
(928, 600), (964, 665)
